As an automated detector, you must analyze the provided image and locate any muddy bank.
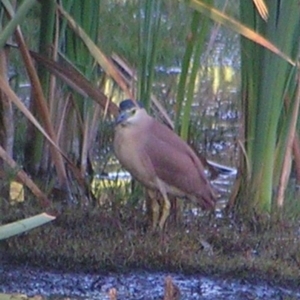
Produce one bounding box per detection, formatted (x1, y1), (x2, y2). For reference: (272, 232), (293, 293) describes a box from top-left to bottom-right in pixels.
(1, 204), (299, 291)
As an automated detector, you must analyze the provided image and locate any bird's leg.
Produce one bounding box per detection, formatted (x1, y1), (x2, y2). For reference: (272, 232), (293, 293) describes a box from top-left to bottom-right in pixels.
(159, 194), (171, 230)
(156, 179), (171, 230)
(147, 190), (160, 230)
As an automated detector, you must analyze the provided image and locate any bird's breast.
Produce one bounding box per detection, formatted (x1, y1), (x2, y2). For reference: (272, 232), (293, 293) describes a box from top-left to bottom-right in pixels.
(114, 127), (157, 188)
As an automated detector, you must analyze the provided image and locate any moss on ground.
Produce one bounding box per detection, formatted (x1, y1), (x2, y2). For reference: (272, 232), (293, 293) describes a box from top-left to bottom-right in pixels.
(0, 202), (299, 289)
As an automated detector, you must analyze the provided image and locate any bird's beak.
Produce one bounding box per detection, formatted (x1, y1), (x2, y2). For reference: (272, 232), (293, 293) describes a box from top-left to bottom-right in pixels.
(115, 110), (129, 125)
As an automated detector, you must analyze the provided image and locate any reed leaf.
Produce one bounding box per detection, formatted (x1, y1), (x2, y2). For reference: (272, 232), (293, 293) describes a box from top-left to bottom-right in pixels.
(29, 51), (119, 116)
(0, 76), (67, 160)
(272, 67), (298, 186)
(276, 70), (300, 206)
(15, 28), (67, 185)
(137, 0), (162, 110)
(179, 8), (211, 141)
(187, 0), (300, 215)
(38, 0), (56, 96)
(187, 0), (295, 66)
(252, 0), (268, 20)
(0, 75), (85, 199)
(237, 0), (300, 215)
(1, 2), (68, 186)
(175, 11), (201, 133)
(0, 0), (36, 48)
(0, 213), (55, 240)
(57, 3), (133, 99)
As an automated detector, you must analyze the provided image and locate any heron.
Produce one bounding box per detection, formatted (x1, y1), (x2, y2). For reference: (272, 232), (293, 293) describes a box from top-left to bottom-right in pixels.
(113, 99), (216, 229)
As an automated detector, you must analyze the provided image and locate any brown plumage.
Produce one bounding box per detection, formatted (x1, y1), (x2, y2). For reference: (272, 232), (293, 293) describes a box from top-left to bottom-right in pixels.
(114, 99), (216, 229)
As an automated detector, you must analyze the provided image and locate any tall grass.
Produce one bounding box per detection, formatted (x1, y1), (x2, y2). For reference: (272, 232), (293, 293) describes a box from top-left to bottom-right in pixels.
(137, 0), (162, 110)
(238, 1), (299, 216)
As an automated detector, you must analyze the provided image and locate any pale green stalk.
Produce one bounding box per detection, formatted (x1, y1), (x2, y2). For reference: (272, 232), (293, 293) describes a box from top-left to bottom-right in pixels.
(175, 11), (200, 133)
(180, 9), (211, 141)
(137, 0), (162, 110)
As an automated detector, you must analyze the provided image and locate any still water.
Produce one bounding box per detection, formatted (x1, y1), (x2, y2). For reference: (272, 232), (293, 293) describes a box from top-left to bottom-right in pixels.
(0, 264), (299, 300)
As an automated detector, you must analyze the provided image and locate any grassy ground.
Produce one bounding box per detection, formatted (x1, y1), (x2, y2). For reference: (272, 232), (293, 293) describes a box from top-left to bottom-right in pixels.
(1, 200), (299, 290)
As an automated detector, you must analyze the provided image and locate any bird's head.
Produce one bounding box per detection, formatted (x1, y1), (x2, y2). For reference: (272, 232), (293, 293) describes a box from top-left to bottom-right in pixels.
(116, 99), (144, 126)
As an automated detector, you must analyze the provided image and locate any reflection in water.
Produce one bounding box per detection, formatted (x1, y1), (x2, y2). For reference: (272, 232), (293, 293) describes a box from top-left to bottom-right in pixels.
(0, 264), (299, 300)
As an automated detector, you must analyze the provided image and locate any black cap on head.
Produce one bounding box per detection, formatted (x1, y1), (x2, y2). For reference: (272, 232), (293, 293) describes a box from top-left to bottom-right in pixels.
(119, 99), (143, 112)
(119, 99), (135, 111)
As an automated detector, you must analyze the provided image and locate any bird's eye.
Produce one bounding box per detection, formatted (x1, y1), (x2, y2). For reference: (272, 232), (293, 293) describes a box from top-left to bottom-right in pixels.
(130, 108), (136, 115)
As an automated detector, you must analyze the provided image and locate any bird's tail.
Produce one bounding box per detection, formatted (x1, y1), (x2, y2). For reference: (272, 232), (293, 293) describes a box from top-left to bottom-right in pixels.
(198, 184), (217, 210)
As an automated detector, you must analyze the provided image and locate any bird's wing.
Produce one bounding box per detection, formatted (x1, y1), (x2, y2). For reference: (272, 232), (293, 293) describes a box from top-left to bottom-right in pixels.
(146, 119), (205, 177)
(144, 119), (216, 205)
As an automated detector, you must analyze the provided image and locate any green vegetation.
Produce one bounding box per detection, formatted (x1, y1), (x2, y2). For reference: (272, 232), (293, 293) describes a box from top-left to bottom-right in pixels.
(0, 0), (299, 289)
(235, 0), (300, 219)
